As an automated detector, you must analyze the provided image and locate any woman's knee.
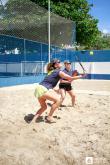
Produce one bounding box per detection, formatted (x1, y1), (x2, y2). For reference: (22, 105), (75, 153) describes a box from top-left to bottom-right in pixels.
(39, 99), (47, 110)
(54, 98), (61, 106)
(71, 94), (75, 97)
(57, 99), (61, 104)
(68, 91), (75, 97)
(60, 92), (66, 100)
(42, 103), (47, 110)
(60, 95), (65, 102)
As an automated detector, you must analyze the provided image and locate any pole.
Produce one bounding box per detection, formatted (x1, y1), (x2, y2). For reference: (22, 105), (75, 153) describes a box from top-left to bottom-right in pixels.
(24, 39), (26, 75)
(48, 0), (51, 62)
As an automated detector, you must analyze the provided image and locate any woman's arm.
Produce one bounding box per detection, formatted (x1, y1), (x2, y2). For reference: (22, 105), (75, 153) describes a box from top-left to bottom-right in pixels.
(59, 71), (86, 81)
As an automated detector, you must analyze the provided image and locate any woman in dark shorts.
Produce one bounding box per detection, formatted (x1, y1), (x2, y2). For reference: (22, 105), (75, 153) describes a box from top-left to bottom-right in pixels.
(59, 60), (79, 107)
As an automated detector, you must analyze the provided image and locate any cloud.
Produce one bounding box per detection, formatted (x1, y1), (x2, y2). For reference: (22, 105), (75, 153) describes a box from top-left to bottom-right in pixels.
(102, 29), (109, 34)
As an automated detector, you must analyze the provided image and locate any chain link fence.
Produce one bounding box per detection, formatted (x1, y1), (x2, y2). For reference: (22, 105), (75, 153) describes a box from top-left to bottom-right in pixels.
(0, 0), (76, 82)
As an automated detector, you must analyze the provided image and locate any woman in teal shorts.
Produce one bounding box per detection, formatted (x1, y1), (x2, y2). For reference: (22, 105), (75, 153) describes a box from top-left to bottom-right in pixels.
(32, 59), (86, 123)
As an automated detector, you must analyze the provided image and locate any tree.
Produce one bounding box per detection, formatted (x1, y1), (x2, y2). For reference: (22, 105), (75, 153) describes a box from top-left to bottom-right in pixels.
(31, 0), (100, 48)
(92, 35), (110, 50)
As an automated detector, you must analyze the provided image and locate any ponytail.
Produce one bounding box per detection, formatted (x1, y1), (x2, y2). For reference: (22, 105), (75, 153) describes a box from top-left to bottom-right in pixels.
(47, 62), (54, 73)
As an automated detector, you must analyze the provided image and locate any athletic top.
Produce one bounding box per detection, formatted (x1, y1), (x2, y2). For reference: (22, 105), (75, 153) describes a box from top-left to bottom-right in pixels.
(60, 68), (73, 81)
(63, 68), (73, 76)
(59, 68), (77, 84)
(40, 69), (61, 89)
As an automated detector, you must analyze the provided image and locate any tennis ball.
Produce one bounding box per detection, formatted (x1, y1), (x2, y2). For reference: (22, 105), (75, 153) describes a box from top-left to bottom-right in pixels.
(90, 51), (94, 55)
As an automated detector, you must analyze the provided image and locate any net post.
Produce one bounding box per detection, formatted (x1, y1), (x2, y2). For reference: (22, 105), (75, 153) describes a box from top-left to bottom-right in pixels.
(41, 61), (44, 75)
(20, 62), (23, 77)
(41, 43), (42, 61)
(48, 0), (51, 63)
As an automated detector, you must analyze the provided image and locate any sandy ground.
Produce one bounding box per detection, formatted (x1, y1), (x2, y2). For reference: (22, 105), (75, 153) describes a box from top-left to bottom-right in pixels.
(0, 80), (110, 165)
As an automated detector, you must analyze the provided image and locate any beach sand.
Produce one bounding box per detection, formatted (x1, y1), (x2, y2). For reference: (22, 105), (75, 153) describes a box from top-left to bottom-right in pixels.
(0, 80), (110, 165)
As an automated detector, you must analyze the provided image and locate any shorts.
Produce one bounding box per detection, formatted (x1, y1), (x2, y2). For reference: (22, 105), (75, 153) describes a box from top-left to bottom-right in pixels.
(34, 84), (48, 98)
(59, 83), (72, 91)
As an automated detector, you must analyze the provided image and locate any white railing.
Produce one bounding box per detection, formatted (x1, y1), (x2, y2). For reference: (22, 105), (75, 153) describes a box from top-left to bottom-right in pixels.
(0, 61), (46, 77)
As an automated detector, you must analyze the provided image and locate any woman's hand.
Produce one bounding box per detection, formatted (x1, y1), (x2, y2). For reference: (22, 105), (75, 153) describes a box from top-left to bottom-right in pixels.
(80, 73), (87, 78)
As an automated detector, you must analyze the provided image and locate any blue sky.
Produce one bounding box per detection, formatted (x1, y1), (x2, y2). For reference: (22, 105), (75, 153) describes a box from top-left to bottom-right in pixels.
(88, 0), (110, 33)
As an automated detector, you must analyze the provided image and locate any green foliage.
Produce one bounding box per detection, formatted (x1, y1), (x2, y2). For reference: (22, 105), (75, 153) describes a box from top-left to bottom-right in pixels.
(92, 35), (110, 50)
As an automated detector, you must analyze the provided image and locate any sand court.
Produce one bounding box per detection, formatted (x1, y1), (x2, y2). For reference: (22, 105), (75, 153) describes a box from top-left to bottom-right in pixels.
(0, 80), (110, 165)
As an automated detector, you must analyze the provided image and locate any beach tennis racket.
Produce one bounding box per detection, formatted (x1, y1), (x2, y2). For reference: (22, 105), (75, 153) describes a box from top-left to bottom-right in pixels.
(75, 54), (86, 74)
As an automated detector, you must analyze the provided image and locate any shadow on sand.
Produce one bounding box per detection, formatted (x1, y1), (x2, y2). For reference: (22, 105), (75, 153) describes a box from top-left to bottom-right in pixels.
(24, 114), (44, 124)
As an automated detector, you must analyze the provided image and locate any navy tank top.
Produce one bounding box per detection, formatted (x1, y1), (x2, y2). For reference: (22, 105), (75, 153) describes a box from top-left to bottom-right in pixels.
(40, 69), (61, 89)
